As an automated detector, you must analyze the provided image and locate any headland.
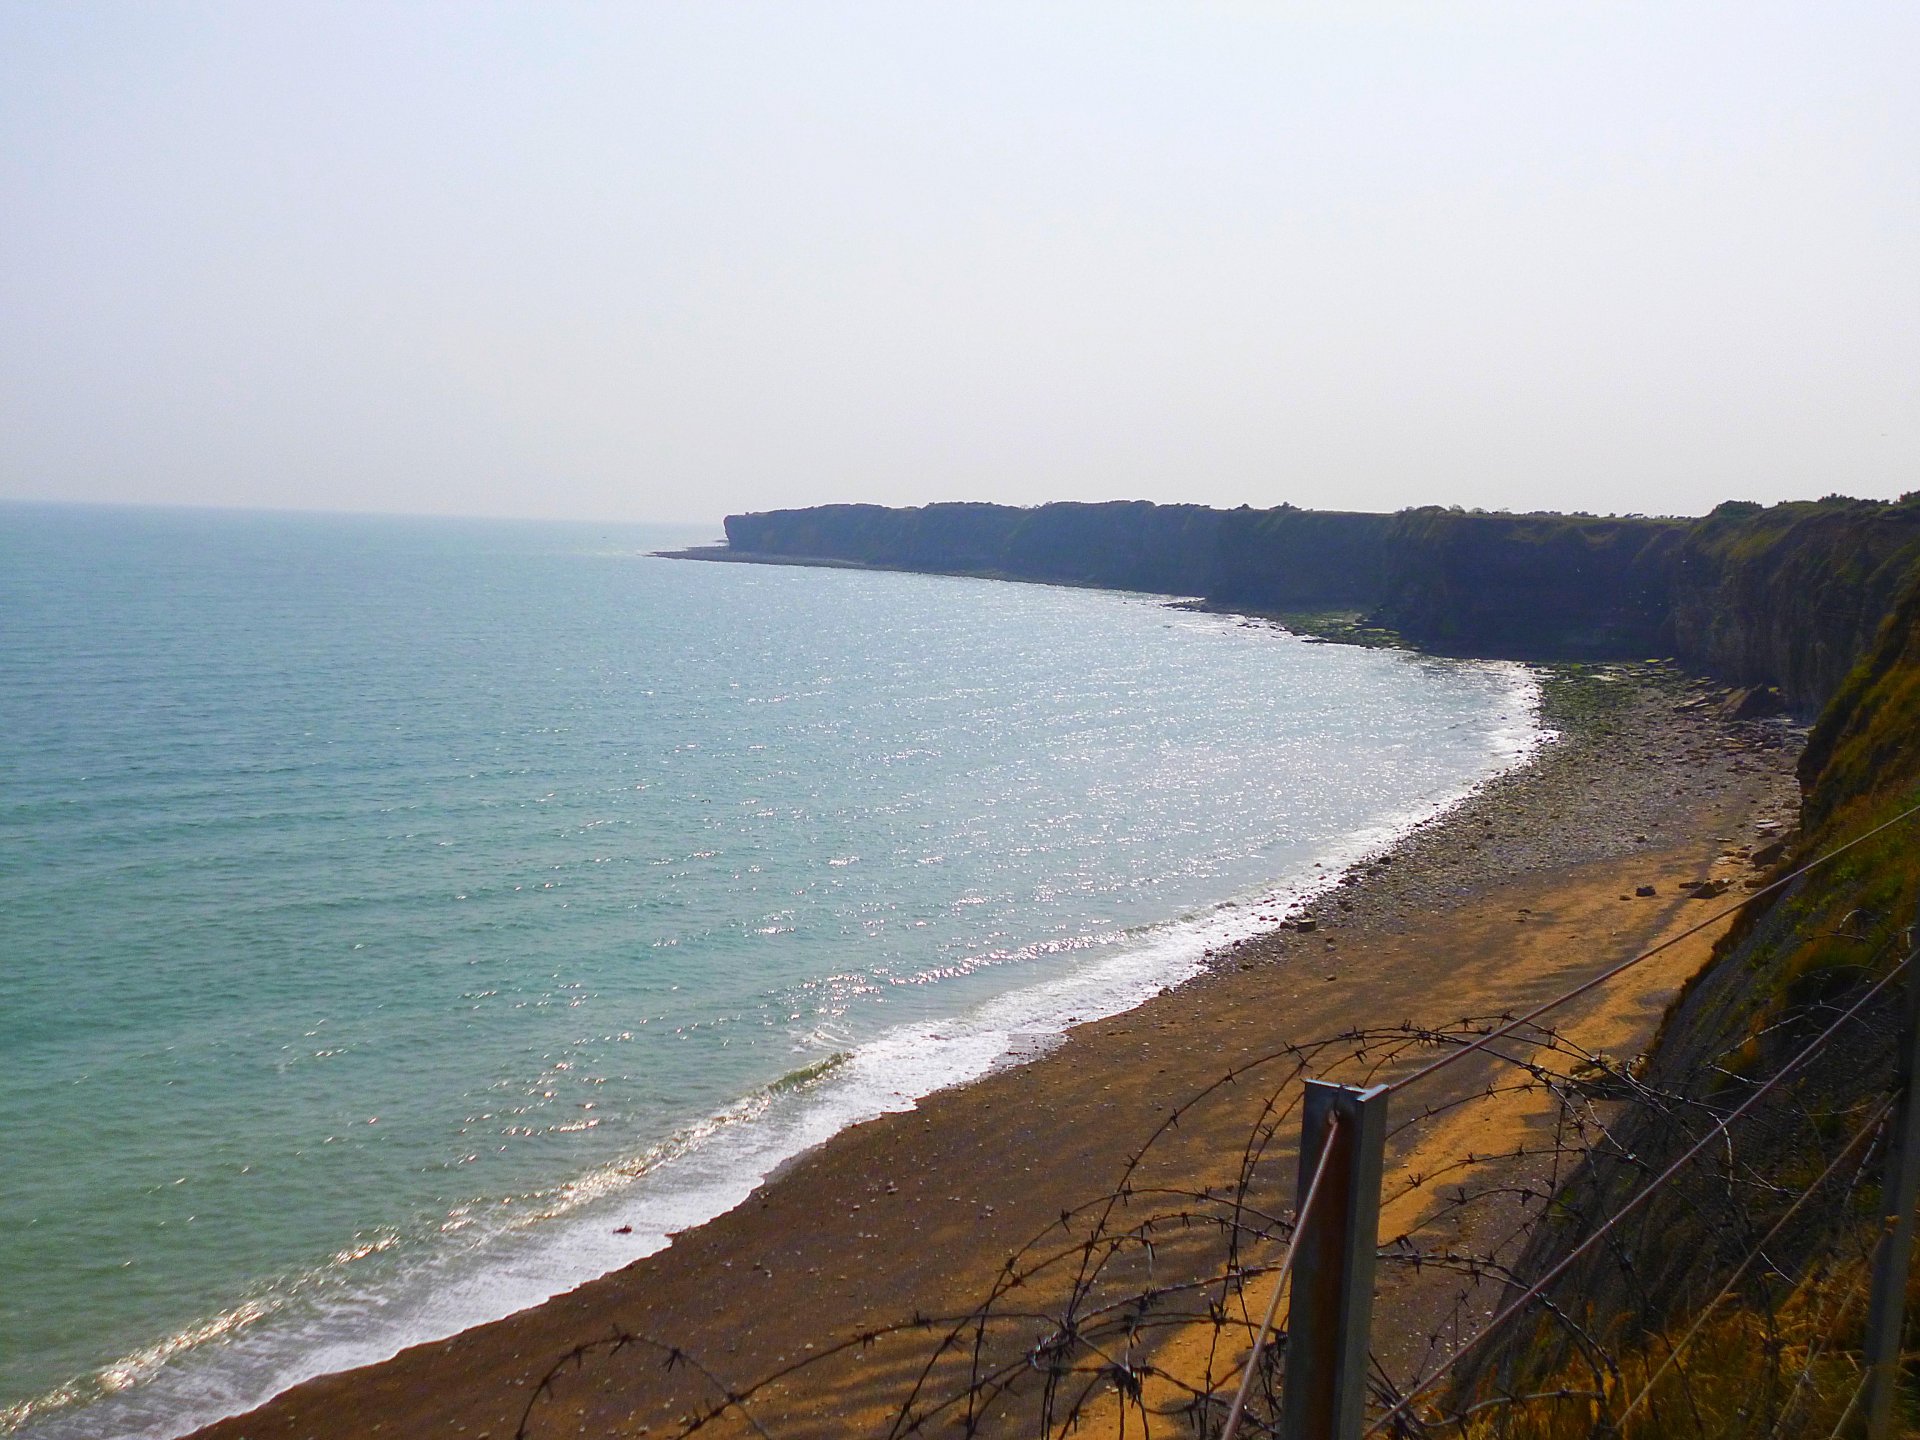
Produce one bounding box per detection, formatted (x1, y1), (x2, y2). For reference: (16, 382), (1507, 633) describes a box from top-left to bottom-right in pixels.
(187, 492), (1920, 1437)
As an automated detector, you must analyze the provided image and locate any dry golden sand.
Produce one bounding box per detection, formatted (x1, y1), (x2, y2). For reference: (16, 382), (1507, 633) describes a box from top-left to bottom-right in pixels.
(188, 671), (1800, 1440)
(1092, 851), (1744, 1436)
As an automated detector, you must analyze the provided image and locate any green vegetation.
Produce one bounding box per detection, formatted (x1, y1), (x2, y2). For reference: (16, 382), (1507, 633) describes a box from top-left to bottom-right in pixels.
(1462, 568), (1920, 1437)
(1672, 495), (1920, 710)
(1171, 603), (1411, 649)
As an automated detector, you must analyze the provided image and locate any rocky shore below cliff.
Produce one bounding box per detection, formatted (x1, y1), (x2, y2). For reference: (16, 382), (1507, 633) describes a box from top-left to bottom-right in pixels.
(1219, 660), (1804, 976)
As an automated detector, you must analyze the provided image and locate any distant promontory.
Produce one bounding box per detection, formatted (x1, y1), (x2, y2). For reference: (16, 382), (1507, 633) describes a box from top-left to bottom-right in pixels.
(691, 496), (1920, 715)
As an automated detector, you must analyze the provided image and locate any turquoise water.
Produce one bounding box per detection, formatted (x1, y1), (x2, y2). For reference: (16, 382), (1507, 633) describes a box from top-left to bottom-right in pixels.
(0, 505), (1539, 1437)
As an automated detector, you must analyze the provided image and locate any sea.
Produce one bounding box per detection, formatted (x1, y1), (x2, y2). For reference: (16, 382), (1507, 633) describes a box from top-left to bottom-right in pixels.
(0, 504), (1543, 1437)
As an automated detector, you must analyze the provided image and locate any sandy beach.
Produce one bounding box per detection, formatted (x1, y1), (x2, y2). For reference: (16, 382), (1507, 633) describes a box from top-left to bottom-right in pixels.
(188, 663), (1801, 1440)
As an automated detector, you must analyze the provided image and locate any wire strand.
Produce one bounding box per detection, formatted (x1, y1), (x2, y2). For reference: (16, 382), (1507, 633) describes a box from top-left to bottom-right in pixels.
(1613, 1092), (1893, 1424)
(1382, 798), (1920, 1099)
(1365, 949), (1916, 1437)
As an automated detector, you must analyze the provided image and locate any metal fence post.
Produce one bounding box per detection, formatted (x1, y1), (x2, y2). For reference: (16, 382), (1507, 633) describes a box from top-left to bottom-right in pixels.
(1863, 928), (1920, 1440)
(1280, 1080), (1389, 1440)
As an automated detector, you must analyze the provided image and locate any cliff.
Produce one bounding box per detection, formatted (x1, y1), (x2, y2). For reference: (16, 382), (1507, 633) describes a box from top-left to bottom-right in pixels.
(1671, 496), (1920, 709)
(1468, 559), (1920, 1433)
(722, 500), (1225, 593)
(1372, 507), (1685, 659)
(1203, 506), (1393, 609)
(719, 495), (1920, 711)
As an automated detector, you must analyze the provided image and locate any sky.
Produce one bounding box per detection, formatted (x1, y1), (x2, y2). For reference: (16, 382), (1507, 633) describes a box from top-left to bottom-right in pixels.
(2, 3), (1915, 526)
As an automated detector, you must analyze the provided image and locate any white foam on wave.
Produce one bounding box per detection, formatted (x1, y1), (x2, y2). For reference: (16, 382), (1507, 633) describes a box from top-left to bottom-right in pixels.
(14, 663), (1544, 1440)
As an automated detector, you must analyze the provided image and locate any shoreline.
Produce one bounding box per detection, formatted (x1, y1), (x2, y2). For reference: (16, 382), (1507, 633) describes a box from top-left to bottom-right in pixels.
(9, 599), (1531, 1440)
(172, 661), (1804, 1440)
(12, 621), (1533, 1440)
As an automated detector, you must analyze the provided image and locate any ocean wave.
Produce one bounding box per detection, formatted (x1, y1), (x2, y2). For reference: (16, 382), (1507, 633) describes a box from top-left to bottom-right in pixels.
(8, 660), (1543, 1440)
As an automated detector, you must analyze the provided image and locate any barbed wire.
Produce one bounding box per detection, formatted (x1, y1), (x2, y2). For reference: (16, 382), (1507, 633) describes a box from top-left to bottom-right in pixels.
(513, 1002), (1894, 1437)
(1379, 796), (1920, 1102)
(1369, 949), (1915, 1436)
(512, 808), (1920, 1440)
(1610, 1091), (1891, 1426)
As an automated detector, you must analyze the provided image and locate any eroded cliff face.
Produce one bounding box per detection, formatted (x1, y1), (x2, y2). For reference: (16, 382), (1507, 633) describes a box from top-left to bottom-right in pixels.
(721, 495), (1920, 712)
(724, 501), (1226, 593)
(1205, 506), (1393, 609)
(1670, 498), (1920, 710)
(1372, 508), (1685, 659)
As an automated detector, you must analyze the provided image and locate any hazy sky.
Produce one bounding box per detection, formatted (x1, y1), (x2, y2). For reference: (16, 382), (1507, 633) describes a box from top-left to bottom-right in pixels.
(3, 3), (1915, 525)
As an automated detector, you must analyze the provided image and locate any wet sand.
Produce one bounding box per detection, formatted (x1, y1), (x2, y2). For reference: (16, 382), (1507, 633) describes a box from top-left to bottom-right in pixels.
(188, 664), (1802, 1440)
